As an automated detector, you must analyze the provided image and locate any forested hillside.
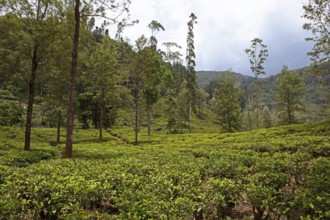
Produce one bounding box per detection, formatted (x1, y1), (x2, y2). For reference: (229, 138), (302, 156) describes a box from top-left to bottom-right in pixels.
(198, 62), (330, 127)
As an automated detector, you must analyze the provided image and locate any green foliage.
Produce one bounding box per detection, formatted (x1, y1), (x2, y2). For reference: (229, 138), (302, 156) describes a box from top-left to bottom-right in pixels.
(148, 20), (165, 46)
(201, 64), (330, 128)
(302, 0), (330, 64)
(0, 102), (24, 126)
(204, 178), (242, 219)
(212, 73), (242, 132)
(185, 13), (198, 132)
(0, 89), (17, 100)
(276, 66), (305, 124)
(245, 38), (269, 77)
(0, 122), (329, 219)
(244, 38), (269, 130)
(261, 106), (272, 128)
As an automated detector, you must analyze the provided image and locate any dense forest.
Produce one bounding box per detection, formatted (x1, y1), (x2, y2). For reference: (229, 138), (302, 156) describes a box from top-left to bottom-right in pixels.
(0, 0), (329, 219)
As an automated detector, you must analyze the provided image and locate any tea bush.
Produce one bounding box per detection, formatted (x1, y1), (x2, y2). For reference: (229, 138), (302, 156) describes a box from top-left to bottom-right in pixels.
(0, 122), (329, 219)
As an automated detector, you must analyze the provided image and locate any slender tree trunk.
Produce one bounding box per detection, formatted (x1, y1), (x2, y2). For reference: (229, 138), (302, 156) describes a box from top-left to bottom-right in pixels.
(245, 86), (252, 131)
(287, 92), (292, 124)
(65, 0), (80, 158)
(147, 104), (151, 141)
(288, 102), (292, 124)
(178, 95), (182, 134)
(24, 45), (38, 151)
(99, 90), (104, 141)
(168, 97), (173, 134)
(134, 95), (138, 145)
(256, 86), (260, 129)
(256, 100), (259, 128)
(226, 104), (232, 133)
(57, 110), (61, 144)
(189, 92), (192, 133)
(99, 108), (103, 140)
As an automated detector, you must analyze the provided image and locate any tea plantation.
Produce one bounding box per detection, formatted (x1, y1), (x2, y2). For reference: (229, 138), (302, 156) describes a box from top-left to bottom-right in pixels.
(0, 123), (329, 219)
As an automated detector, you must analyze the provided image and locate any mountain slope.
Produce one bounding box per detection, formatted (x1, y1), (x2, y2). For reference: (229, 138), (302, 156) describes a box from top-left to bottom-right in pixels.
(197, 63), (330, 123)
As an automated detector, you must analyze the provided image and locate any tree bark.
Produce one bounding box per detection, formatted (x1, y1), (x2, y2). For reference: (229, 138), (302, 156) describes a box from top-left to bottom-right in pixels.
(24, 45), (38, 151)
(256, 85), (260, 129)
(178, 95), (182, 134)
(189, 93), (192, 133)
(147, 104), (151, 141)
(245, 85), (252, 131)
(57, 110), (61, 144)
(99, 107), (103, 140)
(134, 94), (138, 145)
(65, 0), (80, 158)
(99, 90), (104, 141)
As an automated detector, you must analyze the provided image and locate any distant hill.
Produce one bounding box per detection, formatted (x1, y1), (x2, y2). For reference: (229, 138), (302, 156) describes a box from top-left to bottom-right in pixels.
(196, 71), (254, 89)
(197, 63), (330, 89)
(197, 63), (330, 122)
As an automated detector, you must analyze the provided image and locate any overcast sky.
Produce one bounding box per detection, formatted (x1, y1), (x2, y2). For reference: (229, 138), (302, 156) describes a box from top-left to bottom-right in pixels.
(110, 0), (314, 76)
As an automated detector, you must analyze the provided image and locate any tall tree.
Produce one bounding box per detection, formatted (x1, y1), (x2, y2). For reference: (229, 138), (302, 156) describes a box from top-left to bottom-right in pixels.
(245, 38), (268, 129)
(65, 0), (80, 158)
(0, 0), (64, 151)
(186, 12), (197, 132)
(163, 42), (182, 64)
(275, 66), (304, 124)
(130, 36), (148, 145)
(148, 20), (165, 46)
(213, 73), (242, 133)
(302, 0), (329, 64)
(86, 36), (118, 140)
(42, 36), (72, 144)
(161, 60), (189, 133)
(161, 67), (176, 133)
(145, 20), (164, 139)
(162, 42), (184, 133)
(130, 35), (162, 144)
(65, 0), (133, 158)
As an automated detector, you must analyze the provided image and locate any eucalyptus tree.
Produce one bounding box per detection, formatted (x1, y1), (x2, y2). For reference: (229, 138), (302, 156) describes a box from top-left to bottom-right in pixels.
(143, 52), (162, 140)
(129, 36), (162, 144)
(302, 0), (329, 64)
(65, 0), (134, 158)
(185, 13), (197, 132)
(0, 0), (65, 151)
(144, 20), (165, 139)
(162, 41), (188, 133)
(163, 42), (183, 64)
(148, 20), (165, 46)
(245, 38), (268, 129)
(275, 66), (304, 124)
(162, 42), (183, 133)
(130, 36), (146, 145)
